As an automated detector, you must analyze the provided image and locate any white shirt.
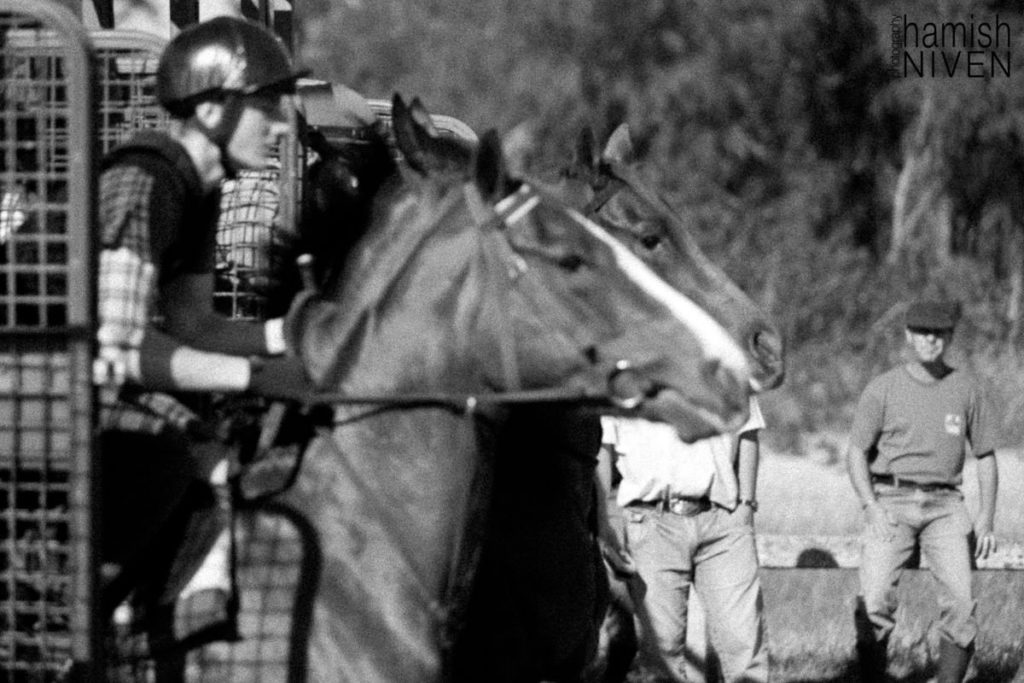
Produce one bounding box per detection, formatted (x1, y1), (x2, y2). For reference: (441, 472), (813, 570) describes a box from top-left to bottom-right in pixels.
(601, 396), (765, 510)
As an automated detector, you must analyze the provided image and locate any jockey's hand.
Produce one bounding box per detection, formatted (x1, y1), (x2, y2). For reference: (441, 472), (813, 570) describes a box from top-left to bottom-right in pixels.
(599, 538), (637, 579)
(248, 356), (317, 403)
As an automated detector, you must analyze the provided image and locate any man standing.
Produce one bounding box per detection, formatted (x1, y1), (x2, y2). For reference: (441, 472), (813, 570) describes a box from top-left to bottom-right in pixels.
(96, 16), (315, 671)
(597, 397), (769, 683)
(846, 300), (999, 682)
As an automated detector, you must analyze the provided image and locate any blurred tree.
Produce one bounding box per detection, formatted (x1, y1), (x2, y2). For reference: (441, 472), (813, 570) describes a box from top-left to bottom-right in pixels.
(292, 0), (1024, 439)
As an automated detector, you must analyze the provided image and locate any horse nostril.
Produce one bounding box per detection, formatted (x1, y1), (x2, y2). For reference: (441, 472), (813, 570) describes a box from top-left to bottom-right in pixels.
(750, 327), (783, 364)
(748, 326), (786, 389)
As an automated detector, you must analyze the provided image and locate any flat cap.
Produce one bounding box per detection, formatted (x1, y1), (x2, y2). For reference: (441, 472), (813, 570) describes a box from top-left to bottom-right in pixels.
(905, 300), (960, 330)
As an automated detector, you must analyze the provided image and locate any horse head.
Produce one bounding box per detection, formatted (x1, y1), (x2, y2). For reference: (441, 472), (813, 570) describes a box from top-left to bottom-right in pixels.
(390, 97), (783, 399)
(556, 124), (786, 392)
(294, 93), (752, 440)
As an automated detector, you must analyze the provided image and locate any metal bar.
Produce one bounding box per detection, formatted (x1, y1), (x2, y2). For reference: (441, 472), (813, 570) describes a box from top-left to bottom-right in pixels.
(170, 0), (199, 29)
(92, 0), (114, 28)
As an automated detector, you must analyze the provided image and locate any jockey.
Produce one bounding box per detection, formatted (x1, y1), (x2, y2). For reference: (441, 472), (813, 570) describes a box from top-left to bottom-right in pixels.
(95, 15), (316, 667)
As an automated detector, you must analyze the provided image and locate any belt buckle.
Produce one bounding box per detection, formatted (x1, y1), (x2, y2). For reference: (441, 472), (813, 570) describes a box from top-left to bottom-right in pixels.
(668, 498), (704, 516)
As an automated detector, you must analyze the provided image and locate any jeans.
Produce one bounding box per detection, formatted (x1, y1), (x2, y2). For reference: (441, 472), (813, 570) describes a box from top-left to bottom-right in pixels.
(858, 485), (977, 648)
(624, 504), (768, 683)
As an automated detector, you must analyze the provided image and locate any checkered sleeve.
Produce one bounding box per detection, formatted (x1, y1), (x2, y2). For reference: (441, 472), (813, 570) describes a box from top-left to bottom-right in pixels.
(97, 165), (156, 379)
(97, 248), (152, 366)
(100, 165), (154, 255)
(96, 164), (200, 436)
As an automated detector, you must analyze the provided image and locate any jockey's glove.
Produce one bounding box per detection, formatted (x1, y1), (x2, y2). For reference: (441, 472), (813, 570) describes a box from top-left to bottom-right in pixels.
(247, 356), (318, 403)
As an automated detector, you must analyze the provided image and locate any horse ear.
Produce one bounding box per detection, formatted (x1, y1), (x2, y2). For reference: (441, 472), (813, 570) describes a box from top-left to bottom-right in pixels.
(574, 127), (598, 171)
(409, 97), (442, 139)
(392, 93), (428, 175)
(473, 129), (508, 200)
(601, 123), (635, 164)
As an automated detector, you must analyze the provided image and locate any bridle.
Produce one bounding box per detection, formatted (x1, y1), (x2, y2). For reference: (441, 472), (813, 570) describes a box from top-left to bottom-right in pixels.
(574, 159), (677, 239)
(304, 179), (655, 415)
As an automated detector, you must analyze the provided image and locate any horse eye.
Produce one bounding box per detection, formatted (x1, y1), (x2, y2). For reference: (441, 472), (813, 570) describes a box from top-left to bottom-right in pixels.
(558, 254), (585, 272)
(640, 234), (662, 249)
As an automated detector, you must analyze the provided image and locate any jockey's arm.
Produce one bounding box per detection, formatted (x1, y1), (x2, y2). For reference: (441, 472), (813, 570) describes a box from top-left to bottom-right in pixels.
(161, 271), (287, 356)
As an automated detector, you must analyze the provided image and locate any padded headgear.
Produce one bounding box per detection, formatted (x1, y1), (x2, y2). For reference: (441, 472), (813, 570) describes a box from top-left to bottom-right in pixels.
(157, 16), (307, 117)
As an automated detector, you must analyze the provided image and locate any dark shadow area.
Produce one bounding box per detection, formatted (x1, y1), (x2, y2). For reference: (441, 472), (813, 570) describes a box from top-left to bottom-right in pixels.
(795, 548), (840, 569)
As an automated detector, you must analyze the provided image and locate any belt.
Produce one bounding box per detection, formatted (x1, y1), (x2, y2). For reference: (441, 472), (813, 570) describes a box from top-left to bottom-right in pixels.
(629, 497), (711, 516)
(870, 474), (957, 492)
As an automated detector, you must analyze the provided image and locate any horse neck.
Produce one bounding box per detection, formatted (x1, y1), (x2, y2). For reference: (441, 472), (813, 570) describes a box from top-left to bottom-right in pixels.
(323, 176), (496, 394)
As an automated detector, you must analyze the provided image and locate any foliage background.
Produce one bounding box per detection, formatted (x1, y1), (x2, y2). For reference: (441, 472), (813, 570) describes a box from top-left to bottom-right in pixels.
(294, 0), (1024, 454)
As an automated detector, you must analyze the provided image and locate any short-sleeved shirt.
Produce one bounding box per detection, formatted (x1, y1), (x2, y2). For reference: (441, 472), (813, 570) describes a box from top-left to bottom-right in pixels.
(848, 365), (997, 486)
(602, 397), (765, 510)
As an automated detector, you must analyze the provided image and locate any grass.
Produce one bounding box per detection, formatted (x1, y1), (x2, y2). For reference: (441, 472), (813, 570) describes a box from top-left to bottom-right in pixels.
(762, 569), (1024, 682)
(757, 447), (1024, 541)
(759, 448), (1024, 682)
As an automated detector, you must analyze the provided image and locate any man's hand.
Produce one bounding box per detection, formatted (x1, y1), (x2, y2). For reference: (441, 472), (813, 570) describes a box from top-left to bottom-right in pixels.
(865, 501), (897, 540)
(598, 537), (637, 579)
(974, 522), (998, 560)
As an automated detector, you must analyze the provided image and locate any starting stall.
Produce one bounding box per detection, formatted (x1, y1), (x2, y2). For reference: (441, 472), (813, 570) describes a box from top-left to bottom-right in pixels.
(2, 1), (478, 679)
(0, 2), (300, 678)
(0, 0), (100, 680)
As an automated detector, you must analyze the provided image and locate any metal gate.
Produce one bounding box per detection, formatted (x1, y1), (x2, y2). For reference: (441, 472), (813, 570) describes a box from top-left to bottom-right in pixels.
(0, 1), (99, 680)
(92, 30), (168, 154)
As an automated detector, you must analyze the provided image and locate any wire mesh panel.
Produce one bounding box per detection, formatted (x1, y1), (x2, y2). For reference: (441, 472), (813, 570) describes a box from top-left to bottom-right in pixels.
(214, 120), (301, 322)
(185, 505), (314, 682)
(0, 1), (97, 680)
(214, 168), (287, 322)
(92, 31), (168, 155)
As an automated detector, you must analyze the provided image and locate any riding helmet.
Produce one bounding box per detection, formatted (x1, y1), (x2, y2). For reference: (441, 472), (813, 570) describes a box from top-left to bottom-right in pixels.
(157, 16), (308, 117)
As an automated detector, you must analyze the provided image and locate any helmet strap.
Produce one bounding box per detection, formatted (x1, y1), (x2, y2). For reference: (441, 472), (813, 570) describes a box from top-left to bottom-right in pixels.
(200, 93), (247, 180)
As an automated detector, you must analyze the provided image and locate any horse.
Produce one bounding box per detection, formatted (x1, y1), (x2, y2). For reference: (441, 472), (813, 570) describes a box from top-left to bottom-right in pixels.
(203, 97), (755, 683)
(391, 99), (785, 391)
(387, 96), (787, 683)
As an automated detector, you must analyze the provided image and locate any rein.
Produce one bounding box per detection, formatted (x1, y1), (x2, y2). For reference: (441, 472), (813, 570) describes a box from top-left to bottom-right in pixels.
(310, 386), (607, 417)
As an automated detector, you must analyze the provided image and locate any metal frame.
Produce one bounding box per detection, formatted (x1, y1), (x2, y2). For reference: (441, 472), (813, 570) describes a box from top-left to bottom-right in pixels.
(91, 30), (169, 154)
(0, 1), (99, 679)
